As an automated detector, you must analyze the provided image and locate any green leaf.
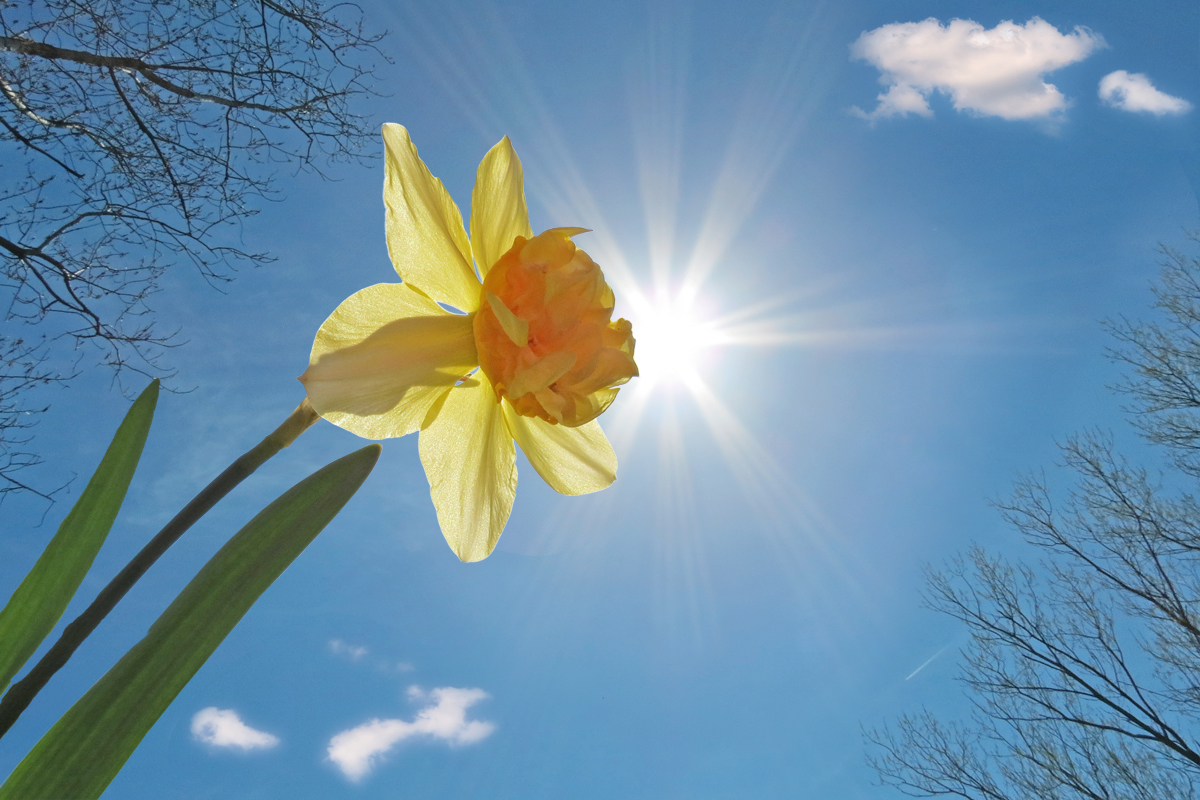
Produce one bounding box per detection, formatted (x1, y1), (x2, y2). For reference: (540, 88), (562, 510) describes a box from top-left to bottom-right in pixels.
(0, 380), (159, 697)
(0, 443), (380, 800)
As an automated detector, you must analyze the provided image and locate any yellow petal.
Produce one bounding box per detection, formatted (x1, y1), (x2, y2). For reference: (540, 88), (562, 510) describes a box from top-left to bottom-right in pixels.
(519, 228), (576, 267)
(503, 406), (616, 495)
(470, 136), (533, 279)
(418, 375), (516, 562)
(485, 292), (528, 347)
(548, 226), (591, 238)
(382, 124), (481, 312)
(507, 351), (576, 399)
(300, 283), (478, 439)
(534, 388), (567, 423)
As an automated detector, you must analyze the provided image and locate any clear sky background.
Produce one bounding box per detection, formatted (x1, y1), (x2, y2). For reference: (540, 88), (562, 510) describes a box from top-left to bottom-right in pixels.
(3, 0), (1199, 797)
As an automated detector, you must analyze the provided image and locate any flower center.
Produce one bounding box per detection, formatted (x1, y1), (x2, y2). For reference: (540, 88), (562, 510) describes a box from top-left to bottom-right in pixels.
(473, 228), (638, 426)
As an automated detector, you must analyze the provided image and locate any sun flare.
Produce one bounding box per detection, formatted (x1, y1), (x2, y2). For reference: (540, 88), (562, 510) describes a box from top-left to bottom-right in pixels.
(629, 296), (721, 387)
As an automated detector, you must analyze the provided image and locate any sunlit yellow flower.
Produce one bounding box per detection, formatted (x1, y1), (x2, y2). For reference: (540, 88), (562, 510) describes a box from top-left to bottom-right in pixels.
(300, 125), (637, 562)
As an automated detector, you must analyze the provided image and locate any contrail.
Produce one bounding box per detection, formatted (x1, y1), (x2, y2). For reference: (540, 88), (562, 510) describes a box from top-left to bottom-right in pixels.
(905, 646), (950, 680)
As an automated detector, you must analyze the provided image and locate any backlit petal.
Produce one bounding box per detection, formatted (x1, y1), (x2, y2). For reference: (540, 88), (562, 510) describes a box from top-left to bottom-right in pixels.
(383, 124), (481, 311)
(471, 136), (533, 279)
(503, 406), (616, 495)
(300, 283), (478, 439)
(419, 376), (516, 562)
(485, 292), (528, 347)
(506, 351), (576, 399)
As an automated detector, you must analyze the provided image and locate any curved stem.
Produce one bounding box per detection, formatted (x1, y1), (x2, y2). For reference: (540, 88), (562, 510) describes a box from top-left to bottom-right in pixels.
(0, 399), (320, 739)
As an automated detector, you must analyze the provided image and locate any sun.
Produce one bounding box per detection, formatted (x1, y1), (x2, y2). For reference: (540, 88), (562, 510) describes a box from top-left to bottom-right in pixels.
(628, 294), (721, 389)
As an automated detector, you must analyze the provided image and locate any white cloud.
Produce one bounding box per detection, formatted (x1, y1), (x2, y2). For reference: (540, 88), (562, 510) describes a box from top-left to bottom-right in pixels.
(327, 686), (495, 782)
(1099, 70), (1192, 116)
(850, 17), (1104, 123)
(191, 708), (280, 751)
(329, 638), (369, 661)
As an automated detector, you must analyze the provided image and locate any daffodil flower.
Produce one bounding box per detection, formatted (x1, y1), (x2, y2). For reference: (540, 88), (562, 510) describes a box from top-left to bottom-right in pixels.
(300, 125), (638, 562)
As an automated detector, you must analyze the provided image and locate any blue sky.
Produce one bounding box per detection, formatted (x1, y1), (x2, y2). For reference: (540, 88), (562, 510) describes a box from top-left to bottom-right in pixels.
(2, 0), (1199, 797)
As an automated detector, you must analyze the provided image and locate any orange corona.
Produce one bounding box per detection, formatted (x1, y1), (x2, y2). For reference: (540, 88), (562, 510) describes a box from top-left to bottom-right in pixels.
(474, 228), (637, 427)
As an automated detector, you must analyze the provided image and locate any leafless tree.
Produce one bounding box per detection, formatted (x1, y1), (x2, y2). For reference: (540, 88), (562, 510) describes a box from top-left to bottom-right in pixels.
(0, 0), (382, 495)
(868, 237), (1200, 800)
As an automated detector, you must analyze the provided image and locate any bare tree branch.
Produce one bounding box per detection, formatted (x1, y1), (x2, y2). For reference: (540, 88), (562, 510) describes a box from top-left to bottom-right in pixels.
(0, 0), (385, 496)
(868, 237), (1200, 800)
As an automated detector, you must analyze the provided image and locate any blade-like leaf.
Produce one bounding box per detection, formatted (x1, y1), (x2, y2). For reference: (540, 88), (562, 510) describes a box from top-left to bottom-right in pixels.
(0, 380), (159, 696)
(0, 443), (381, 800)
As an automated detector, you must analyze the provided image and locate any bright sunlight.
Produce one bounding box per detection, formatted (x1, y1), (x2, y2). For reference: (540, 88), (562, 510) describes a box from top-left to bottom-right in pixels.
(628, 294), (722, 388)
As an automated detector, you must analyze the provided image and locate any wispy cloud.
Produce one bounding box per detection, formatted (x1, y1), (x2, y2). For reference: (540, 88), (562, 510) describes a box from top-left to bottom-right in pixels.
(851, 17), (1104, 124)
(329, 638), (369, 662)
(191, 708), (280, 751)
(328, 686), (495, 781)
(1099, 70), (1192, 116)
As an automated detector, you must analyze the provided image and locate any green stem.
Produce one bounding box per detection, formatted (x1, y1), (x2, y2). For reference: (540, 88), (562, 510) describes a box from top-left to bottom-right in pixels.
(0, 399), (320, 740)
